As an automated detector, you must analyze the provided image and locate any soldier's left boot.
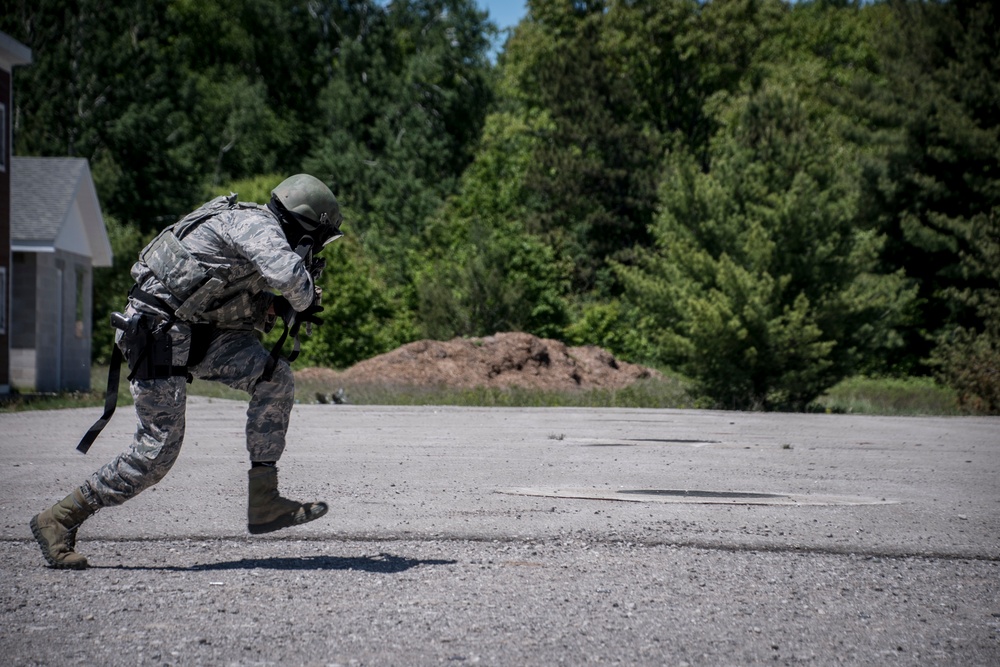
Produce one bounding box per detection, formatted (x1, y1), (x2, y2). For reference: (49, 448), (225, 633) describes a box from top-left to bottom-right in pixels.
(247, 466), (329, 534)
(30, 488), (95, 569)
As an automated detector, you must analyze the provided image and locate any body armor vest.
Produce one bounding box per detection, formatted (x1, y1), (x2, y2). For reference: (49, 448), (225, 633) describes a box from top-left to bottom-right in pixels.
(138, 195), (269, 323)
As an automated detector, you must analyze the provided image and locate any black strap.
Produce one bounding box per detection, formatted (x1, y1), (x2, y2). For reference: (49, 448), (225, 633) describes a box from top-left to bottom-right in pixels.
(77, 344), (124, 454)
(77, 285), (199, 454)
(261, 315), (303, 382)
(129, 284), (176, 315)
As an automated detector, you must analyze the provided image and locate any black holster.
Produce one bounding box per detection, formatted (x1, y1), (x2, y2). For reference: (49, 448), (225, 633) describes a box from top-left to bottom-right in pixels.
(114, 313), (188, 381)
(78, 307), (214, 455)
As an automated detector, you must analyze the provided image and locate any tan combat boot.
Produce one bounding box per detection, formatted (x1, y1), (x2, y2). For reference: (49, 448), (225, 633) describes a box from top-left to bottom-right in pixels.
(30, 489), (94, 569)
(247, 466), (328, 534)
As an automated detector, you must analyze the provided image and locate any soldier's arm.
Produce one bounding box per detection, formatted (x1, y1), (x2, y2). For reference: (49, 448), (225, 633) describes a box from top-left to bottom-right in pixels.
(226, 211), (315, 311)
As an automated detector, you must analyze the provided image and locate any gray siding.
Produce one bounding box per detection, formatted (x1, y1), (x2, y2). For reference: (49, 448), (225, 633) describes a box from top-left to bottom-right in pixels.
(10, 250), (93, 392)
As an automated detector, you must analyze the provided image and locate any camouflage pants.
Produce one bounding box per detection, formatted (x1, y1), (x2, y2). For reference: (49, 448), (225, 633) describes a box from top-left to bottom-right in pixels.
(81, 321), (294, 510)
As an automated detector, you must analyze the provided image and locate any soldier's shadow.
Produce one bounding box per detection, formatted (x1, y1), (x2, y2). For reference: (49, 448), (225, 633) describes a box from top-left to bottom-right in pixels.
(102, 552), (457, 573)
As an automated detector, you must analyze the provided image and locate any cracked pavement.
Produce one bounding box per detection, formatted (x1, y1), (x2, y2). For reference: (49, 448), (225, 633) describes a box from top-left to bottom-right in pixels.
(2, 399), (998, 665)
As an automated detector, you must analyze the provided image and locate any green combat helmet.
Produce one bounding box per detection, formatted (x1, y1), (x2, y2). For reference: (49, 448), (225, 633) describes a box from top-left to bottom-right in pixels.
(269, 174), (344, 252)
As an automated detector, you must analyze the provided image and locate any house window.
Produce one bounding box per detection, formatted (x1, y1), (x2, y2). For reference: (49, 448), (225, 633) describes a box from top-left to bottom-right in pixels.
(0, 103), (6, 172)
(0, 267), (6, 335)
(75, 267), (86, 338)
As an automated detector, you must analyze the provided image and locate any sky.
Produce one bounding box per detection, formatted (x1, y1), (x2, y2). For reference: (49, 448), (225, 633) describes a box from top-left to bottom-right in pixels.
(477, 0), (528, 30)
(476, 0), (527, 58)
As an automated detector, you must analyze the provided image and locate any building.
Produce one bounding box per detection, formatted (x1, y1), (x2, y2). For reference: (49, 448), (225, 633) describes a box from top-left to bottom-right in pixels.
(10, 157), (112, 392)
(2, 30), (113, 394)
(1, 31), (33, 394)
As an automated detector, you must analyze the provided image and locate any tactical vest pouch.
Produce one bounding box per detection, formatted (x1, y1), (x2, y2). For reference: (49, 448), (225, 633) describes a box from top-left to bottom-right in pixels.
(175, 275), (227, 321)
(141, 230), (213, 302)
(201, 291), (255, 323)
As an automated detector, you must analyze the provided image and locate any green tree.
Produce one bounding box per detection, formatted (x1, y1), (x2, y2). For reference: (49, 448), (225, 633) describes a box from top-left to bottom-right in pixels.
(2, 0), (203, 224)
(415, 110), (571, 339)
(857, 0), (1000, 371)
(304, 0), (495, 284)
(620, 82), (916, 409)
(501, 0), (663, 291)
(6, 0), (492, 369)
(563, 299), (656, 364)
(493, 0), (794, 295)
(930, 208), (1000, 414)
(300, 234), (416, 368)
(2, 0), (340, 228)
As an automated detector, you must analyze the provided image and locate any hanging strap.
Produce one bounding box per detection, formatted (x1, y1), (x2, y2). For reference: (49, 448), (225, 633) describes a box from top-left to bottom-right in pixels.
(260, 239), (315, 383)
(128, 283), (176, 316)
(77, 287), (189, 454)
(260, 314), (304, 383)
(77, 344), (125, 454)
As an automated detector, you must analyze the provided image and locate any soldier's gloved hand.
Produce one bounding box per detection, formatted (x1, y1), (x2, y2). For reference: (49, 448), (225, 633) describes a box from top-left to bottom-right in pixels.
(296, 303), (325, 327)
(270, 295), (296, 322)
(309, 257), (326, 281)
(271, 296), (324, 326)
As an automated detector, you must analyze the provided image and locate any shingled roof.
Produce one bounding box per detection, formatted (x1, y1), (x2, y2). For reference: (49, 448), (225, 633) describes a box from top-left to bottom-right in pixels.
(11, 156), (112, 266)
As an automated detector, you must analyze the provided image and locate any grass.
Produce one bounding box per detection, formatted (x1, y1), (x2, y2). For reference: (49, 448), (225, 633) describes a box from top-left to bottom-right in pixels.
(1, 365), (697, 412)
(0, 366), (250, 413)
(0, 390), (107, 412)
(0, 366), (973, 416)
(297, 374), (697, 409)
(814, 375), (964, 416)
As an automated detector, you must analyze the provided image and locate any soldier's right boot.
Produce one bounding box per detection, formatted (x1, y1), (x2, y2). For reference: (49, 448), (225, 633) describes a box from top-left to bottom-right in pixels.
(247, 466), (328, 534)
(30, 488), (94, 569)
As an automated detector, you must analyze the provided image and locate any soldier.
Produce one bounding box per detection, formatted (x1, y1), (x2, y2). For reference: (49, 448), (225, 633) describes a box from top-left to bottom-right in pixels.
(30, 174), (343, 569)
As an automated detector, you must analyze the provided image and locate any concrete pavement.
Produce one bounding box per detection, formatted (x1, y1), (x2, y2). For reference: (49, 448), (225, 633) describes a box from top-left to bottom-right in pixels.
(1, 399), (998, 665)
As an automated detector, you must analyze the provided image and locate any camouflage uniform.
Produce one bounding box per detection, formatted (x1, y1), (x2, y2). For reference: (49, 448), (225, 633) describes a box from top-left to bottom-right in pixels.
(32, 177), (337, 569)
(79, 202), (314, 511)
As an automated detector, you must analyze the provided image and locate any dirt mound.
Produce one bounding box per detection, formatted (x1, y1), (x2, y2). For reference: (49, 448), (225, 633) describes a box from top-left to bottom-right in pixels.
(296, 332), (659, 391)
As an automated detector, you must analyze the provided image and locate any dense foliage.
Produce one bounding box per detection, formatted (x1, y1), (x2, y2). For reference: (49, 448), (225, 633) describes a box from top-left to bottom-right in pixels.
(3, 0), (997, 411)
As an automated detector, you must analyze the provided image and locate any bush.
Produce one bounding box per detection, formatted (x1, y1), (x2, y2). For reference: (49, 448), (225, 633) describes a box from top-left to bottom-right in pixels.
(816, 376), (961, 416)
(929, 210), (1000, 415)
